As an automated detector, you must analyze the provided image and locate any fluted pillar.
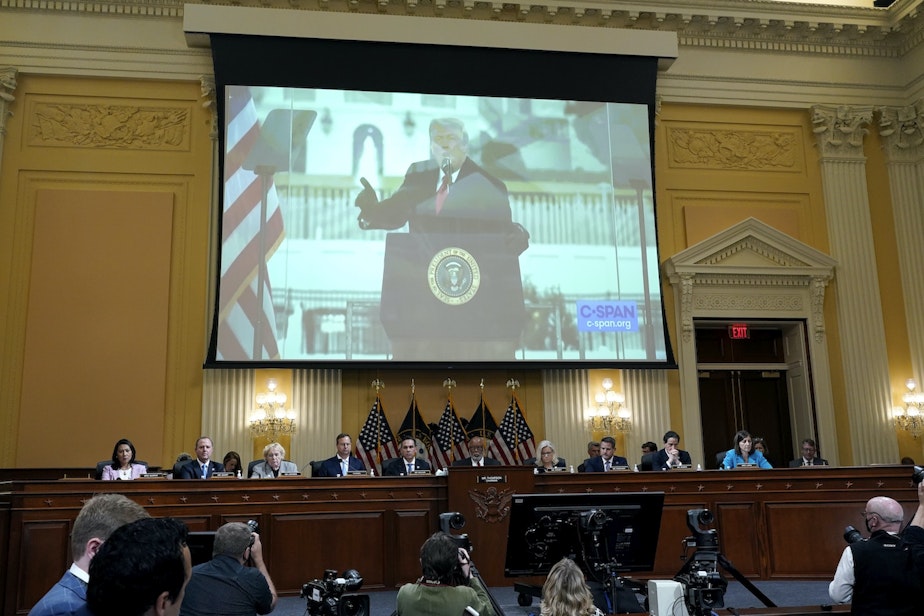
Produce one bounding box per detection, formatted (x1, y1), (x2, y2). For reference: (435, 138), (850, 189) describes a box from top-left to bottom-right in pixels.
(202, 368), (254, 460)
(623, 369), (671, 465)
(878, 101), (924, 389)
(291, 368), (342, 470)
(541, 369), (589, 468)
(811, 104), (896, 464)
(0, 68), (17, 189)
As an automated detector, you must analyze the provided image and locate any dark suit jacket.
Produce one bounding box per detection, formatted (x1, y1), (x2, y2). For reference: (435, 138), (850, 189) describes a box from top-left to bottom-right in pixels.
(788, 457), (828, 467)
(361, 158), (515, 236)
(582, 455), (629, 472)
(382, 457), (431, 476)
(652, 448), (693, 470)
(176, 459), (224, 479)
(452, 456), (502, 467)
(316, 455), (366, 477)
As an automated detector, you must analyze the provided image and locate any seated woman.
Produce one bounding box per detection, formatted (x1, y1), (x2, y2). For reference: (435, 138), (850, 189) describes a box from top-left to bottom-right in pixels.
(101, 438), (147, 480)
(396, 532), (494, 616)
(722, 430), (772, 469)
(222, 451), (243, 475)
(250, 442), (299, 478)
(530, 440), (567, 472)
(540, 558), (603, 616)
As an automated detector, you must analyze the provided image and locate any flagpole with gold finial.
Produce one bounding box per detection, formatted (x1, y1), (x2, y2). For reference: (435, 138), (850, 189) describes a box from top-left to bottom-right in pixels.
(372, 379), (385, 466)
(507, 378), (520, 463)
(444, 377), (457, 463)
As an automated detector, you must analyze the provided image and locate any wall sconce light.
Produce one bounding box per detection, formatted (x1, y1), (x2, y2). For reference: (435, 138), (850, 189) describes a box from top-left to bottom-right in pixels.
(893, 378), (924, 438)
(586, 378), (631, 433)
(250, 379), (296, 442)
(320, 108), (332, 135)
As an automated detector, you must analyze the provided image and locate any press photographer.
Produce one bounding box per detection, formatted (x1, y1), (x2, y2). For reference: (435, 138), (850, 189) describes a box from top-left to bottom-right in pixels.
(179, 521), (277, 616)
(301, 569), (369, 616)
(828, 491), (923, 615)
(395, 531), (494, 616)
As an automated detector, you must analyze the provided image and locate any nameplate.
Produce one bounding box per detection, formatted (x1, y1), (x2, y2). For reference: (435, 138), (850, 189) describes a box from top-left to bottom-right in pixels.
(211, 472), (236, 478)
(280, 472), (302, 477)
(410, 469), (431, 475)
(544, 466), (568, 472)
(607, 466), (630, 471)
(347, 470), (367, 476)
(476, 474), (507, 484)
(734, 463), (757, 469)
(670, 464), (693, 471)
(140, 472), (168, 479)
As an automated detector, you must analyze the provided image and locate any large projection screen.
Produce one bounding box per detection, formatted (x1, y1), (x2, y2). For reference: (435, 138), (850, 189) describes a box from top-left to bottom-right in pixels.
(206, 30), (675, 368)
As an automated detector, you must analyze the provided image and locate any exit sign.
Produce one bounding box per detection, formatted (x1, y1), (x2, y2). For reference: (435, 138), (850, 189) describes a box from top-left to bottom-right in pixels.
(729, 323), (750, 340)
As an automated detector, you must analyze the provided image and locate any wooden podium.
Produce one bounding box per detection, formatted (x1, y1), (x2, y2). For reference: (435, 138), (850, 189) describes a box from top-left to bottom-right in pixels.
(446, 465), (535, 586)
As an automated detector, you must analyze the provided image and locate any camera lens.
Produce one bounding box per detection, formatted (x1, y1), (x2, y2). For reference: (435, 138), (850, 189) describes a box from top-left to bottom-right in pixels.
(697, 510), (714, 526)
(843, 525), (863, 544)
(913, 466), (924, 485)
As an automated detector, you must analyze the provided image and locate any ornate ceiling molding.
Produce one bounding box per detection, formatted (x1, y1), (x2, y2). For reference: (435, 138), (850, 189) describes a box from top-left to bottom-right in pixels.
(1, 0), (922, 57)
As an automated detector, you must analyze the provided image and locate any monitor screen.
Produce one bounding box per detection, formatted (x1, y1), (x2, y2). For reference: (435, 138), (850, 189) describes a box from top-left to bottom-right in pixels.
(206, 34), (674, 368)
(504, 491), (664, 578)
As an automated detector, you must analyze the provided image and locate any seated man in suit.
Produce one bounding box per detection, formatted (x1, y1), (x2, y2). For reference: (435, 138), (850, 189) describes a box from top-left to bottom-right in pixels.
(577, 440), (600, 473)
(452, 436), (501, 467)
(176, 437), (224, 479)
(249, 442), (299, 478)
(30, 494), (149, 616)
(580, 436), (628, 472)
(317, 433), (366, 477)
(789, 438), (829, 467)
(383, 437), (432, 476)
(652, 430), (693, 470)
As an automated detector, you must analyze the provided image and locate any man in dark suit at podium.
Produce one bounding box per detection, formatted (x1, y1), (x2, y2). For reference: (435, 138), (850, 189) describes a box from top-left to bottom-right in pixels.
(581, 436), (628, 472)
(317, 433), (366, 477)
(177, 437), (225, 479)
(788, 438), (829, 467)
(354, 118), (529, 361)
(383, 437), (432, 476)
(652, 430), (693, 470)
(452, 436), (501, 468)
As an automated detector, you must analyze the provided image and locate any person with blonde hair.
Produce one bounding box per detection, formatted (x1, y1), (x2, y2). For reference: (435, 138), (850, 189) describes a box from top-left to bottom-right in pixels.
(540, 558), (603, 616)
(250, 442), (299, 478)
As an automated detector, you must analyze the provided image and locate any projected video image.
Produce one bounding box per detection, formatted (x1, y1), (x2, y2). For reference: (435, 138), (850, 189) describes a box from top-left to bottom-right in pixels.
(216, 85), (665, 364)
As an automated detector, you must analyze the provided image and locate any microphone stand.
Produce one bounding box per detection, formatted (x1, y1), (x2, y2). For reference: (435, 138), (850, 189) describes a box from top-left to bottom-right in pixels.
(469, 563), (504, 616)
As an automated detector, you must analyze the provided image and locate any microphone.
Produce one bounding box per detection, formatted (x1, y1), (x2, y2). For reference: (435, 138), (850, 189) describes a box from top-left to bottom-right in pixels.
(440, 157), (453, 181)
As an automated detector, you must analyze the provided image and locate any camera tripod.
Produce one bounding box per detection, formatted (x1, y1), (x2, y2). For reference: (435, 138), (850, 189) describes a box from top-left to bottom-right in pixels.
(675, 546), (776, 615)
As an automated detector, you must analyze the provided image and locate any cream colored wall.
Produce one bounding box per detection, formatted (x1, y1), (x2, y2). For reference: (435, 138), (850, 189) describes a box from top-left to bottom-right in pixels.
(0, 75), (214, 468)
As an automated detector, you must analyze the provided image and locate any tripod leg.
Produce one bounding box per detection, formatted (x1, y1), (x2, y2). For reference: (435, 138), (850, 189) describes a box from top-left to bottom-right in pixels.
(717, 554), (776, 607)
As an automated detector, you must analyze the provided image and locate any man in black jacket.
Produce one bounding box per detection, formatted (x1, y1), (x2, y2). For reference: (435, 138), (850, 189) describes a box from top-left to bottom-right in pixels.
(829, 494), (923, 615)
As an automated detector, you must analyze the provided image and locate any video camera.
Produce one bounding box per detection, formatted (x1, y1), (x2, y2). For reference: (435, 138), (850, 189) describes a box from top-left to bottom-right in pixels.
(674, 509), (727, 616)
(439, 512), (473, 553)
(301, 569), (369, 616)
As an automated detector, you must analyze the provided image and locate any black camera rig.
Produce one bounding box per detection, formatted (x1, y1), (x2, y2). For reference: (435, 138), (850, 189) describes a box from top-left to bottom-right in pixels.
(674, 508), (776, 616)
(301, 569), (368, 616)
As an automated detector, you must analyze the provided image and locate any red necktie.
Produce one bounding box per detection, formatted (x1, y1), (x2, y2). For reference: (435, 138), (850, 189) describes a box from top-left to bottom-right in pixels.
(435, 174), (450, 214)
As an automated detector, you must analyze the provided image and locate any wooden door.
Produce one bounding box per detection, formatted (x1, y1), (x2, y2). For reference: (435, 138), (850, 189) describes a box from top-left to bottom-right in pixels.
(698, 370), (794, 468)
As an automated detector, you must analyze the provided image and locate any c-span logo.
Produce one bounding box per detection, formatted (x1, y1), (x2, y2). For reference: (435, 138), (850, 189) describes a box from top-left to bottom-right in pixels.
(428, 247), (481, 305)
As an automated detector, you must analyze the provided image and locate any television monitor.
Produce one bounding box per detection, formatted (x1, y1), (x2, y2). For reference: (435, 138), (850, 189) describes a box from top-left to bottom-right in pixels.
(504, 491), (664, 579)
(186, 531), (216, 566)
(205, 30), (675, 368)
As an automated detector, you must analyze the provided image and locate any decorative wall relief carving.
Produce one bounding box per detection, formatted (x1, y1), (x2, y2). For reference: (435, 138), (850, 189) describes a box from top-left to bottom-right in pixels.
(29, 103), (189, 149)
(667, 127), (799, 171)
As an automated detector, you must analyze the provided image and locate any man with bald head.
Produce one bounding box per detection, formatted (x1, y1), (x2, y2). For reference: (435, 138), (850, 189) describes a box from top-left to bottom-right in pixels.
(452, 436), (501, 467)
(829, 495), (924, 614)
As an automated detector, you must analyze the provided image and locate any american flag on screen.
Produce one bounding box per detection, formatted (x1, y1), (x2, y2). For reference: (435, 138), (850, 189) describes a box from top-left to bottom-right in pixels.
(430, 400), (469, 470)
(495, 394), (536, 465)
(216, 85), (283, 360)
(357, 397), (399, 475)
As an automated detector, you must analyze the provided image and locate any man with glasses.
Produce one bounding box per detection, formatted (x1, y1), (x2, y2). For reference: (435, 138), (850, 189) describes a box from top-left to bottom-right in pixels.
(829, 496), (923, 614)
(788, 438), (829, 467)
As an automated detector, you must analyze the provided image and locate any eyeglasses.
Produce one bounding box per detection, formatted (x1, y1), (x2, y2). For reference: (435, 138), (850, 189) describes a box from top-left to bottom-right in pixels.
(862, 511), (902, 523)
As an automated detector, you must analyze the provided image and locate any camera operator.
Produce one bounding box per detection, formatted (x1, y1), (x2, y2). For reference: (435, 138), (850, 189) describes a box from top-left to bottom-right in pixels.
(396, 532), (494, 616)
(179, 522), (277, 616)
(828, 495), (923, 615)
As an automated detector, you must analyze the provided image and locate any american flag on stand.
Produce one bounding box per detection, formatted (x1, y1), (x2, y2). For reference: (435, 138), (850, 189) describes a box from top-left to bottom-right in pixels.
(494, 394), (536, 465)
(430, 400), (469, 470)
(357, 396), (399, 475)
(396, 396), (433, 461)
(216, 85), (284, 360)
